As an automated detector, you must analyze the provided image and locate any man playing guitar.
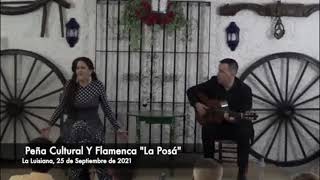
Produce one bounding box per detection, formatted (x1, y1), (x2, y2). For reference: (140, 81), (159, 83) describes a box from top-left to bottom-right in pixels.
(187, 58), (254, 180)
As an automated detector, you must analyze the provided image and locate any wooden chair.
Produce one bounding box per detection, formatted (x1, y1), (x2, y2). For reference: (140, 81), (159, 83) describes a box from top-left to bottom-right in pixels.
(215, 140), (237, 163)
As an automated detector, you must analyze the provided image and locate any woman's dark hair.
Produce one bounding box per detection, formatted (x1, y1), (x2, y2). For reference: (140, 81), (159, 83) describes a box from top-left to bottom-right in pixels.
(65, 57), (98, 119)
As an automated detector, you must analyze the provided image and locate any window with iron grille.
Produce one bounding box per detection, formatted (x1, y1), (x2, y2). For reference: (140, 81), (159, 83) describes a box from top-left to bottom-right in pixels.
(95, 0), (211, 152)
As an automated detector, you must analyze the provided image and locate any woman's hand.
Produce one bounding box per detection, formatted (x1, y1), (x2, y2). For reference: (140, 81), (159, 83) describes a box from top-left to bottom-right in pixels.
(40, 127), (51, 139)
(117, 130), (128, 141)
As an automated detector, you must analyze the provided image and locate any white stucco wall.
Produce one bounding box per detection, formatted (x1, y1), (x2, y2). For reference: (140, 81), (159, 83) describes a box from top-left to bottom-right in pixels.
(0, 0), (96, 76)
(209, 0), (319, 76)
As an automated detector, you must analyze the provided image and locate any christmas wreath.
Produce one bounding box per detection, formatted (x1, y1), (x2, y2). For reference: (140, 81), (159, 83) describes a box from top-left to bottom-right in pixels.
(122, 0), (188, 48)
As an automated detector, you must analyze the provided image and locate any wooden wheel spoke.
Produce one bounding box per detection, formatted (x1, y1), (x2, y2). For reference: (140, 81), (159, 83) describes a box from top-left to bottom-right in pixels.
(292, 116), (320, 144)
(19, 118), (31, 142)
(23, 115), (41, 134)
(267, 61), (284, 102)
(0, 66), (14, 99)
(253, 94), (278, 107)
(23, 87), (63, 104)
(253, 112), (277, 125)
(18, 59), (37, 99)
(291, 76), (319, 105)
(294, 112), (320, 125)
(265, 120), (283, 159)
(21, 70), (54, 101)
(251, 72), (281, 104)
(0, 117), (12, 142)
(288, 119), (307, 158)
(252, 117), (279, 145)
(288, 62), (309, 103)
(294, 95), (320, 107)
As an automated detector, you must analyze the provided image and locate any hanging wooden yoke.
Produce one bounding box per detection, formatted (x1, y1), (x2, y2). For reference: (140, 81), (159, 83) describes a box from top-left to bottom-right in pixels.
(218, 2), (319, 39)
(0, 0), (71, 37)
(218, 3), (319, 17)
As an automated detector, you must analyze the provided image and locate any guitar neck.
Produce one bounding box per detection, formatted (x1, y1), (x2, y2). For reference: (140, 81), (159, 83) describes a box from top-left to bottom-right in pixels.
(212, 109), (243, 119)
(229, 111), (243, 119)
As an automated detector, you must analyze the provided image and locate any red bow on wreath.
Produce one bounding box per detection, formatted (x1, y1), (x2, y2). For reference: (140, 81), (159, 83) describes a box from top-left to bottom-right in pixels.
(135, 0), (175, 26)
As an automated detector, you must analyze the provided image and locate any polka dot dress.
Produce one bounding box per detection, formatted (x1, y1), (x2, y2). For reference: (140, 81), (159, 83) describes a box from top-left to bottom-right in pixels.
(50, 80), (120, 133)
(49, 80), (119, 180)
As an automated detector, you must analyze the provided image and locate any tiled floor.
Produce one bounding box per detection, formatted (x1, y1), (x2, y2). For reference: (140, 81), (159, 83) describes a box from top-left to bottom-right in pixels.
(1, 159), (319, 180)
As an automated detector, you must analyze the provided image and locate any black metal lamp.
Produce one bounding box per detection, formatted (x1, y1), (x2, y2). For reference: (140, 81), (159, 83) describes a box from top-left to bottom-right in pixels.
(65, 18), (80, 47)
(226, 22), (240, 51)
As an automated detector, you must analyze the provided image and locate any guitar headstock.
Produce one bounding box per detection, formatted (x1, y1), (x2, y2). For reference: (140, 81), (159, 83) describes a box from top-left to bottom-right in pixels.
(243, 112), (258, 120)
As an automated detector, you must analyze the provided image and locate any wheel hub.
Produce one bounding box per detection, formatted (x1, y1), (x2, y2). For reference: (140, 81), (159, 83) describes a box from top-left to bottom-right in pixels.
(277, 103), (295, 119)
(6, 99), (24, 117)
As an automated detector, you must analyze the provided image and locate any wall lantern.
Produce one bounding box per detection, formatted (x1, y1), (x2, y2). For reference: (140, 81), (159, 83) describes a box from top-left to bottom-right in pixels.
(226, 22), (240, 51)
(65, 18), (80, 48)
(151, 0), (168, 13)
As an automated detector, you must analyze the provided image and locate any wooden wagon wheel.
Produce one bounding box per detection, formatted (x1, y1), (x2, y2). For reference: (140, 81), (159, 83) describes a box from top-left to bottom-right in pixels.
(240, 52), (319, 167)
(0, 49), (66, 159)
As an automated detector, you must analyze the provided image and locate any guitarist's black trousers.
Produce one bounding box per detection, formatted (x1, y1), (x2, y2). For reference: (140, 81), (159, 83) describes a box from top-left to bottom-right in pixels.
(202, 119), (254, 174)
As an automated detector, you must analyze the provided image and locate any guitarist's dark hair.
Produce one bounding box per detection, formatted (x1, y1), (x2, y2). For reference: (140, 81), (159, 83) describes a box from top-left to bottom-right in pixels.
(220, 58), (238, 75)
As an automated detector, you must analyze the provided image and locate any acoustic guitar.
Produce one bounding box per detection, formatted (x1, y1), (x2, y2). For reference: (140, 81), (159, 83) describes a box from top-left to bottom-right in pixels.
(195, 93), (258, 125)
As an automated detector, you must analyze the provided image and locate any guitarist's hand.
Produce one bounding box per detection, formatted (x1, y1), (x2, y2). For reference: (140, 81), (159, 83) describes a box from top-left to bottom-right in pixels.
(195, 102), (209, 117)
(224, 112), (236, 123)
